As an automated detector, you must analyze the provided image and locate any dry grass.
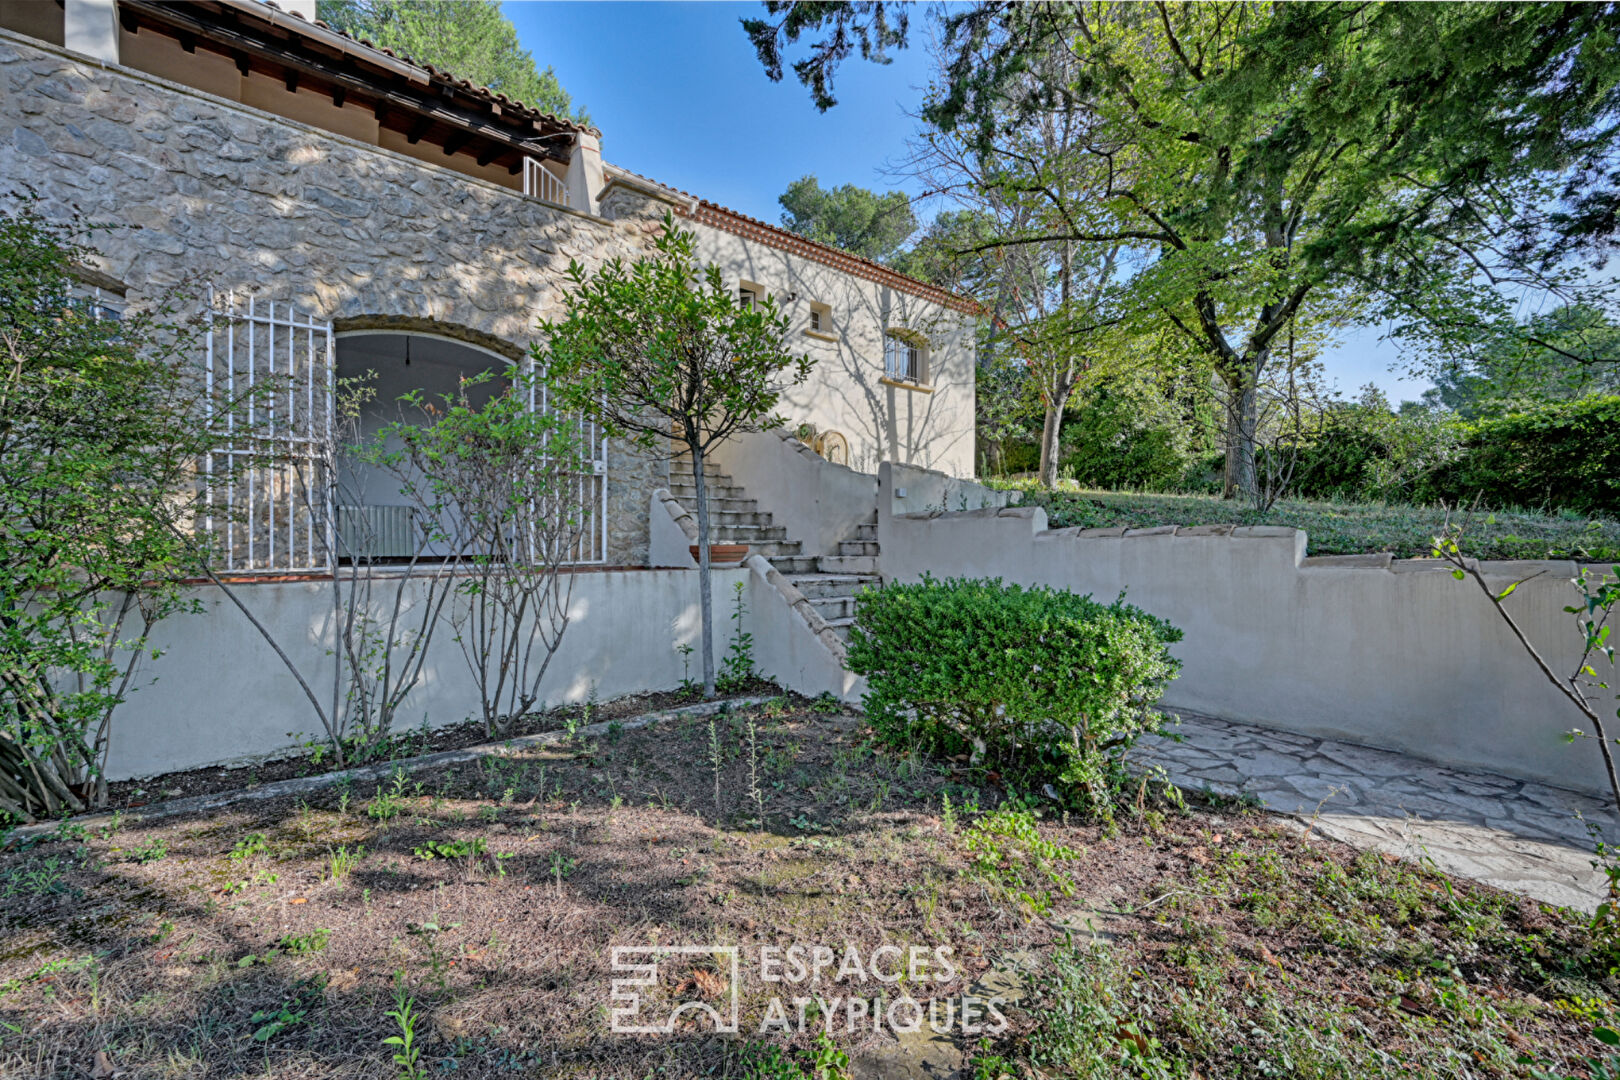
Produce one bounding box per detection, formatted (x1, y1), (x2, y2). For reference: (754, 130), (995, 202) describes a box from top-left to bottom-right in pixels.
(0, 697), (1612, 1079)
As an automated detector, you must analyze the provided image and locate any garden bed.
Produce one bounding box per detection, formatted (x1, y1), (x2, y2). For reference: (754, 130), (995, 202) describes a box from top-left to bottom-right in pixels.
(101, 680), (779, 810)
(0, 698), (1614, 1078)
(1006, 483), (1620, 561)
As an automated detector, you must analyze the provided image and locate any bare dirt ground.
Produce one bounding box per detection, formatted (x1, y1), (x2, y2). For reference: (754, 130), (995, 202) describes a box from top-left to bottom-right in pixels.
(0, 695), (1612, 1079)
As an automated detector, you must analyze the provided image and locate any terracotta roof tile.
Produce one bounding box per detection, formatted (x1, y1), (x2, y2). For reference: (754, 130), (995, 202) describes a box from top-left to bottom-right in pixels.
(602, 165), (979, 315)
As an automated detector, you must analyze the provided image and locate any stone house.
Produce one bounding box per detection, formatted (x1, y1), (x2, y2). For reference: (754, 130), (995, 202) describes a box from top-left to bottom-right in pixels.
(0, 0), (982, 777)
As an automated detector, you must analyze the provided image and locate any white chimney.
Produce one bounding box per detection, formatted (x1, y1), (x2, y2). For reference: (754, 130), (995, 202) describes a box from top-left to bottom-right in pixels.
(566, 131), (604, 217)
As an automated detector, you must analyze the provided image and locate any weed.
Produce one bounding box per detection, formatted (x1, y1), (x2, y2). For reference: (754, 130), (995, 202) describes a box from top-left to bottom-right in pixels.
(228, 832), (269, 862)
(383, 978), (426, 1079)
(719, 582), (756, 693)
(249, 978), (324, 1042)
(368, 769), (410, 821)
(962, 807), (1081, 916)
(709, 714), (724, 816)
(128, 837), (168, 864)
(413, 838), (488, 861)
(746, 712), (765, 827)
(0, 856), (69, 897)
(277, 927), (332, 955)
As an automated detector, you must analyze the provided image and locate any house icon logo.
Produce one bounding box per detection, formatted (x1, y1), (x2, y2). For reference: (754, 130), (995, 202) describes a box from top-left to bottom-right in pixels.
(610, 945), (740, 1034)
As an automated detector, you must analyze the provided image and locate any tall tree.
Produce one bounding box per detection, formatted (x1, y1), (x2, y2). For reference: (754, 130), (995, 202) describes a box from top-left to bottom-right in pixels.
(317, 0), (585, 121)
(752, 1), (1620, 498)
(1426, 303), (1620, 415)
(540, 215), (811, 698)
(778, 176), (918, 262)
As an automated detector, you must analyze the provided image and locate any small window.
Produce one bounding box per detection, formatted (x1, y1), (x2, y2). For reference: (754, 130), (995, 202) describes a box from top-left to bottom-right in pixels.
(808, 301), (832, 334)
(737, 280), (766, 312)
(884, 331), (924, 383)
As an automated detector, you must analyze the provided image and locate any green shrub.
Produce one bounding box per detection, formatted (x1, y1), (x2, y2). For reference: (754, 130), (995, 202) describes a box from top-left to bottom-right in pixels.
(845, 576), (1182, 815)
(1418, 395), (1620, 514)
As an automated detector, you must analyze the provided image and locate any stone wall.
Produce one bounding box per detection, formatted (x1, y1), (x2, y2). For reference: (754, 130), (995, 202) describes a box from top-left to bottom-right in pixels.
(0, 31), (669, 563)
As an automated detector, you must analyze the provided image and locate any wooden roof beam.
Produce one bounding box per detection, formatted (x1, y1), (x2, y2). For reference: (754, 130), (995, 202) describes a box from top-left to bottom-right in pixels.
(119, 0), (572, 164)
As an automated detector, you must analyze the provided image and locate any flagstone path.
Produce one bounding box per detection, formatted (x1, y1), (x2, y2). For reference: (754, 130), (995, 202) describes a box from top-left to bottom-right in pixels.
(1131, 711), (1618, 912)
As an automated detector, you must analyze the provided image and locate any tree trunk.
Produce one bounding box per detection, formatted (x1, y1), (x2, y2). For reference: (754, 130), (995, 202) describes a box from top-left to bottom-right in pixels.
(1221, 367), (1260, 501)
(1037, 389), (1070, 489)
(690, 442), (717, 698)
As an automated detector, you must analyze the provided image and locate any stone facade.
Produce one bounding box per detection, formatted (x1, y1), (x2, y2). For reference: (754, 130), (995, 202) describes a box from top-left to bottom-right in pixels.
(0, 31), (671, 564)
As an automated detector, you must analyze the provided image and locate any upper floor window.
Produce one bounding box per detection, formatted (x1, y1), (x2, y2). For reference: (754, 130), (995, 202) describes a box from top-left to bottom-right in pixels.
(884, 331), (925, 384)
(738, 280), (766, 312)
(808, 301), (832, 334)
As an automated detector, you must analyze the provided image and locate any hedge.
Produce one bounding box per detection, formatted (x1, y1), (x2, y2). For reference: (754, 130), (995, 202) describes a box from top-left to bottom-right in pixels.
(845, 575), (1182, 815)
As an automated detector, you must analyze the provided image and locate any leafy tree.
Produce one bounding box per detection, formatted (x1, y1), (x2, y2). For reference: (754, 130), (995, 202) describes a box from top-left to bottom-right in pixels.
(1426, 303), (1620, 416)
(0, 207), (233, 819)
(539, 215), (812, 697)
(317, 0), (585, 121)
(777, 175), (917, 262)
(743, 1), (909, 111)
(753, 2), (1620, 499)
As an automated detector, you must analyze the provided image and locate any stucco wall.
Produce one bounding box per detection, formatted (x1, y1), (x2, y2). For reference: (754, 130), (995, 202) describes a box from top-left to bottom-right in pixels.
(0, 31), (666, 565)
(711, 431), (878, 557)
(103, 564), (850, 780)
(685, 221), (979, 479)
(876, 467), (1612, 795)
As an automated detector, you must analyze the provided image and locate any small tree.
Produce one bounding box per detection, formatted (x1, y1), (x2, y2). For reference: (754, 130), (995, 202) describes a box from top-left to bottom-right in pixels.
(371, 368), (592, 735)
(539, 215), (812, 697)
(0, 205), (233, 818)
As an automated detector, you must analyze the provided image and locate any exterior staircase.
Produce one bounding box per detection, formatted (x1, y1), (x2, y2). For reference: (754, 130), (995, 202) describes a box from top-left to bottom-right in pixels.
(670, 454), (879, 641)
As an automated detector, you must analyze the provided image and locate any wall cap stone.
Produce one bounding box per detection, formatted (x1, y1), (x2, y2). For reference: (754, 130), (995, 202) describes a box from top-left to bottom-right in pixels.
(1176, 524), (1236, 537)
(1301, 553), (1395, 570)
(1124, 525), (1179, 537)
(1231, 526), (1301, 539)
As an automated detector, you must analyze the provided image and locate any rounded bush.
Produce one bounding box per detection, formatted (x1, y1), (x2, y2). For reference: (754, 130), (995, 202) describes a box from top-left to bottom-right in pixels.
(845, 575), (1182, 815)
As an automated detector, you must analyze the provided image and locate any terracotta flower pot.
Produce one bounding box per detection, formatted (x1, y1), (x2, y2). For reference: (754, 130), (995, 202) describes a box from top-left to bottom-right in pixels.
(691, 543), (749, 566)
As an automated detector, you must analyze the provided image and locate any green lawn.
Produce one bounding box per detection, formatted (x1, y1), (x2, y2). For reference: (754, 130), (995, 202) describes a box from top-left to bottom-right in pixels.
(1001, 482), (1620, 562)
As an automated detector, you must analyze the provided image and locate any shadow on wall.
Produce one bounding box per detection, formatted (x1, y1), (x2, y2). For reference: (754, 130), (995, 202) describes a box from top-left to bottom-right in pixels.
(720, 244), (971, 474)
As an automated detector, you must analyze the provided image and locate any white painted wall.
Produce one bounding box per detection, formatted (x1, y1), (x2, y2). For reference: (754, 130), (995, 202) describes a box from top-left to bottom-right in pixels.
(876, 466), (1613, 795)
(711, 431), (877, 557)
(686, 223), (979, 479)
(106, 565), (848, 780)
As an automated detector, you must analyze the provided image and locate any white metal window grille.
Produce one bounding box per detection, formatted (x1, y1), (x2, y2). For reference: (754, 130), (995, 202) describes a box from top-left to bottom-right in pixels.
(529, 362), (609, 564)
(523, 157), (570, 206)
(885, 332), (921, 383)
(200, 290), (334, 574)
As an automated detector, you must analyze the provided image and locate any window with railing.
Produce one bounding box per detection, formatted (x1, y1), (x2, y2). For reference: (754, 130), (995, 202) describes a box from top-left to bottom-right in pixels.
(884, 330), (925, 384)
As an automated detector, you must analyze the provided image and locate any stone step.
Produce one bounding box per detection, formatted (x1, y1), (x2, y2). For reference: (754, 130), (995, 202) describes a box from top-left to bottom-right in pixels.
(807, 594), (857, 620)
(817, 555), (878, 574)
(788, 573), (880, 600)
(669, 483), (748, 501)
(769, 554), (819, 575)
(824, 616), (856, 641)
(670, 457), (726, 475)
(706, 510), (773, 526)
(838, 540), (879, 557)
(852, 523), (878, 541)
(745, 540), (802, 557)
(667, 495), (758, 513)
(710, 524), (789, 542)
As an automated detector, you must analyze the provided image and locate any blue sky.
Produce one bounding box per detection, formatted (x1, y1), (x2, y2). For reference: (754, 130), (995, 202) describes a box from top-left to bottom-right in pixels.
(502, 0), (1430, 402)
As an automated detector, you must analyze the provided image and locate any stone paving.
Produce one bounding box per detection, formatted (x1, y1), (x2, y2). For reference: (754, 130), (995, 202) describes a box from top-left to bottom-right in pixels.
(1131, 711), (1620, 912)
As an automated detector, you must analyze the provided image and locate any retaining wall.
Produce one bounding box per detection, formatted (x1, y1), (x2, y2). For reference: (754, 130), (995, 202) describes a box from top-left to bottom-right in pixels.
(104, 564), (849, 780)
(876, 465), (1611, 795)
